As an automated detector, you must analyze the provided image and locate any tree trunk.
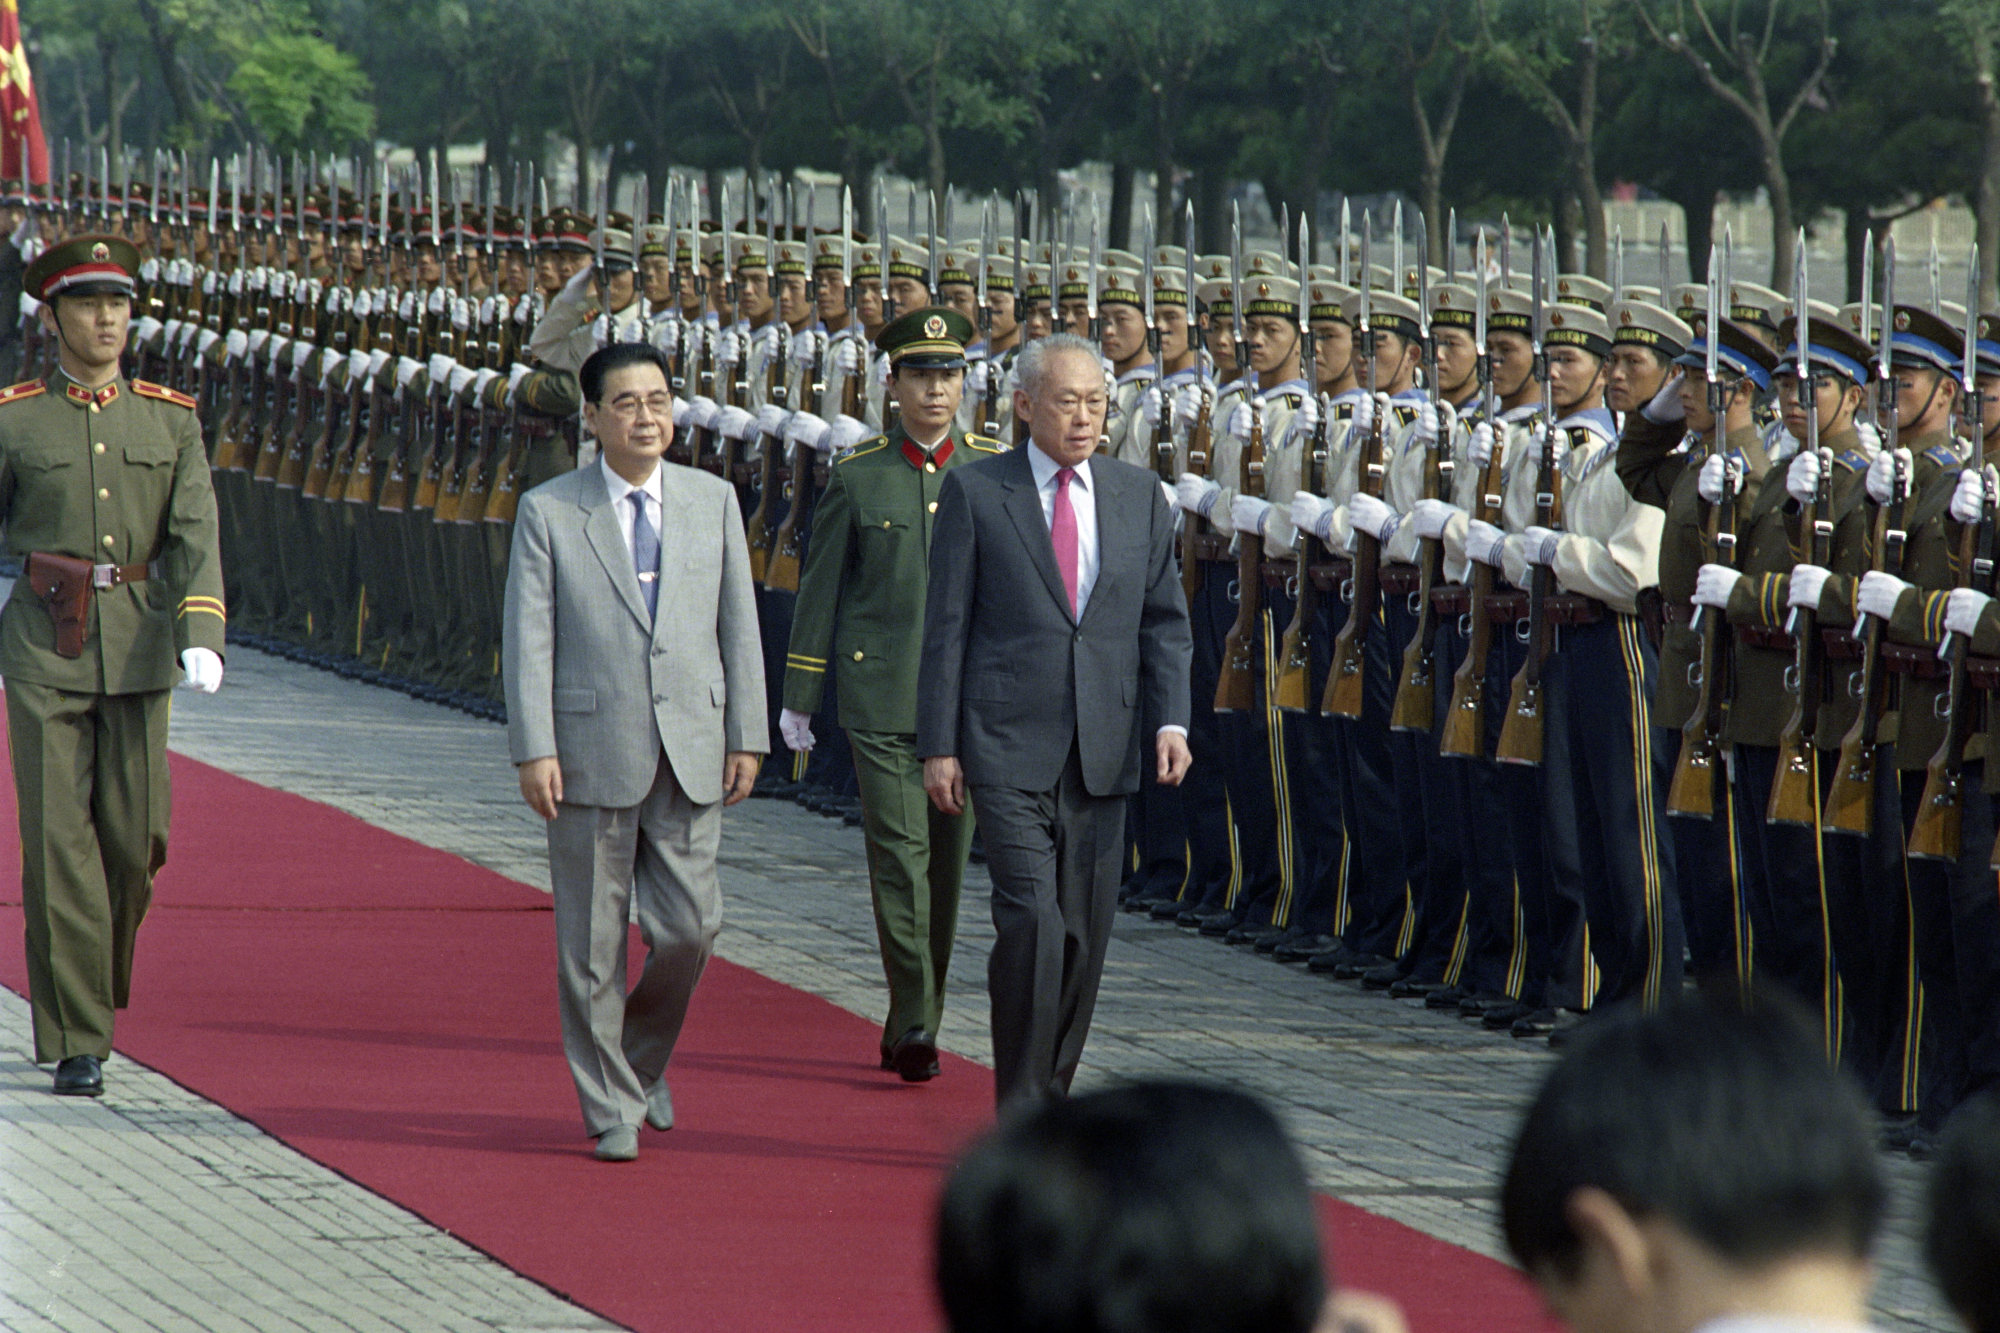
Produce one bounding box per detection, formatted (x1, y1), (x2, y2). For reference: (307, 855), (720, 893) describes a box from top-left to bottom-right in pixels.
(1980, 76), (2000, 307)
(1196, 170), (1227, 263)
(1844, 211), (1872, 310)
(1555, 189), (1579, 276)
(1662, 182), (1714, 289)
(1576, 147), (1607, 279)
(1109, 160), (1134, 251)
(1419, 158), (1444, 268)
(1763, 134), (1796, 290)
(1153, 95), (1177, 244)
(706, 166), (726, 227)
(133, 0), (201, 140)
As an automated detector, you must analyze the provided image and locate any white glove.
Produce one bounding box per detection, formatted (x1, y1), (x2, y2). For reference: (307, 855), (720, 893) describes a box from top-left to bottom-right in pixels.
(1410, 498), (1464, 541)
(505, 360), (532, 397)
(559, 262), (595, 304)
(471, 367), (500, 401)
(1225, 401), (1254, 439)
(1290, 492), (1336, 543)
(671, 399), (692, 429)
(8, 212), (35, 250)
(1138, 384), (1164, 427)
(1946, 587), (1994, 638)
(452, 298), (473, 332)
(1412, 399), (1440, 449)
(1230, 494), (1272, 536)
(1856, 571), (1910, 621)
(1865, 447), (1913, 504)
(1172, 383), (1207, 425)
(1348, 492), (1399, 543)
(140, 258), (160, 284)
(779, 708), (816, 754)
(246, 328), (269, 358)
(1785, 450), (1822, 506)
(448, 363), (476, 396)
(715, 330), (743, 369)
(1788, 564), (1832, 612)
(790, 331), (819, 368)
(828, 414), (873, 452)
(395, 356), (424, 390)
(1465, 519), (1508, 567)
(291, 340), (315, 370)
(1852, 421), (1883, 457)
(264, 335), (290, 370)
(162, 318), (183, 347)
(1176, 474), (1222, 518)
(1951, 464), (1993, 524)
(786, 413), (832, 454)
(1536, 424), (1572, 472)
(714, 405), (756, 441)
(686, 397), (719, 430)
(427, 353), (455, 387)
(967, 359), (992, 397)
(179, 647), (223, 694)
(398, 291), (418, 322)
(196, 329), (219, 356)
(1693, 564), (1742, 609)
(369, 349), (392, 381)
(224, 329), (248, 362)
(1466, 422), (1495, 469)
(830, 339), (862, 376)
(654, 316), (682, 357)
(1291, 392), (1322, 439)
(1521, 524), (1560, 566)
(1643, 371), (1687, 424)
(320, 347), (343, 384)
(1697, 453), (1743, 505)
(347, 350), (372, 384)
(426, 286), (449, 316)
(756, 403), (791, 438)
(133, 315), (163, 346)
(1351, 390), (1383, 439)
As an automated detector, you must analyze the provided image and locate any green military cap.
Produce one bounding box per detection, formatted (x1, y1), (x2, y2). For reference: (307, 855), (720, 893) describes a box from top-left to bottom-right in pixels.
(1310, 275), (1356, 323)
(1728, 280), (1786, 332)
(554, 209), (594, 254)
(1487, 286), (1534, 336)
(1242, 273), (1300, 318)
(1674, 316), (1778, 391)
(1609, 299), (1692, 358)
(875, 305), (976, 369)
(1554, 273), (1612, 311)
(1430, 282), (1478, 331)
(883, 236), (928, 281)
(1101, 265), (1144, 308)
(26, 234), (140, 301)
(1545, 302), (1613, 357)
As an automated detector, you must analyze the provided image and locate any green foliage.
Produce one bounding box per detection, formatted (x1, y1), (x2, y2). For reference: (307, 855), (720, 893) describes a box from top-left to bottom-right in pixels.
(227, 32), (374, 154)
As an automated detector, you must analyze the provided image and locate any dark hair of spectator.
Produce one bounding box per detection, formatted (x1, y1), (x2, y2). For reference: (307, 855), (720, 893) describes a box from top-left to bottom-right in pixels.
(1500, 993), (1884, 1281)
(578, 342), (672, 406)
(935, 1080), (1326, 1333)
(1927, 1089), (2000, 1333)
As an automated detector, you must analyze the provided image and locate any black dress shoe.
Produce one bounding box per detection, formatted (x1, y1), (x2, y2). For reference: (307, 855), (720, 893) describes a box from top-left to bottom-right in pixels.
(1482, 1000), (1538, 1030)
(1196, 911), (1239, 937)
(1252, 928), (1292, 953)
(1222, 921), (1264, 946)
(1509, 1008), (1560, 1039)
(1151, 899), (1192, 921)
(1545, 1009), (1588, 1047)
(1274, 933), (1341, 963)
(1424, 985), (1470, 1010)
(53, 1054), (103, 1097)
(1389, 975), (1445, 999)
(888, 1028), (939, 1083)
(1456, 991), (1515, 1018)
(1360, 963), (1406, 990)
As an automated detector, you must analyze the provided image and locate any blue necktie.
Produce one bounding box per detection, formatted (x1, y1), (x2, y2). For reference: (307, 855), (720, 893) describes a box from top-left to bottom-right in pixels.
(629, 490), (660, 621)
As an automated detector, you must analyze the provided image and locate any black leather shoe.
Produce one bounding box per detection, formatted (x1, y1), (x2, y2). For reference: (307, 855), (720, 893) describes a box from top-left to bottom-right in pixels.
(1152, 899), (1193, 921)
(1424, 985), (1470, 1010)
(1196, 911), (1239, 937)
(889, 1028), (939, 1083)
(1252, 928), (1292, 953)
(1274, 933), (1341, 963)
(1222, 921), (1264, 945)
(1389, 975), (1445, 999)
(1509, 1008), (1559, 1039)
(1360, 963), (1406, 990)
(53, 1055), (103, 1097)
(1545, 1009), (1588, 1048)
(1482, 1000), (1538, 1030)
(1456, 991), (1515, 1018)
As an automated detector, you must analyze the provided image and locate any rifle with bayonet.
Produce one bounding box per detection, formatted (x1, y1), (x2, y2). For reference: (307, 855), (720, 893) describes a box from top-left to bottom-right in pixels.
(1275, 221), (1324, 711)
(1178, 203), (1209, 607)
(1214, 207), (1264, 713)
(1323, 220), (1386, 719)
(1440, 232), (1501, 758)
(1494, 235), (1559, 766)
(1392, 216), (1448, 732)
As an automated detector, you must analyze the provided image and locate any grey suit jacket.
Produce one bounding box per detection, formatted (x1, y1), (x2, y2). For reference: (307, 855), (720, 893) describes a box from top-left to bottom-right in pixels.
(916, 444), (1192, 797)
(503, 459), (767, 808)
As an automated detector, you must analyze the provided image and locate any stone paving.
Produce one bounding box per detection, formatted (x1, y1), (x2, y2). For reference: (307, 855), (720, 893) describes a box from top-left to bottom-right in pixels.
(0, 638), (1957, 1332)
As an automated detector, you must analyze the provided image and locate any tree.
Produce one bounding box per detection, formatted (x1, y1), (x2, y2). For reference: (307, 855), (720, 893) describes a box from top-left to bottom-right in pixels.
(228, 34), (373, 156)
(1943, 0), (2000, 303)
(1625, 0), (1838, 285)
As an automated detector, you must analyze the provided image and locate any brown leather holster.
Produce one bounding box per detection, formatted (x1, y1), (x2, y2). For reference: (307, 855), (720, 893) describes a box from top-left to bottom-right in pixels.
(24, 552), (94, 658)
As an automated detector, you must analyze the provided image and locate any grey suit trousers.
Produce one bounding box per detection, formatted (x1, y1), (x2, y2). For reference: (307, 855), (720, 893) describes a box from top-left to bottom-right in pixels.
(548, 751), (723, 1137)
(973, 742), (1127, 1108)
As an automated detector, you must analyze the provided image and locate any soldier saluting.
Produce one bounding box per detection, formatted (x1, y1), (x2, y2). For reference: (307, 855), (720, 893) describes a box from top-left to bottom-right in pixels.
(4, 233), (226, 1097)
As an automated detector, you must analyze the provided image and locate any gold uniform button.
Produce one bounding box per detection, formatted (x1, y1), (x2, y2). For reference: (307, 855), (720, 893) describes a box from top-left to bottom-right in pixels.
(881, 519), (892, 529)
(98, 488), (110, 500)
(94, 442), (106, 454)
(102, 534), (115, 549)
(852, 650), (865, 661)
(928, 501), (938, 513)
(924, 462), (936, 473)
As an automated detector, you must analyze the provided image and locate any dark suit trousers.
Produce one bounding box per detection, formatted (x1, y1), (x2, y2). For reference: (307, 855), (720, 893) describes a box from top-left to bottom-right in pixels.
(973, 741), (1127, 1108)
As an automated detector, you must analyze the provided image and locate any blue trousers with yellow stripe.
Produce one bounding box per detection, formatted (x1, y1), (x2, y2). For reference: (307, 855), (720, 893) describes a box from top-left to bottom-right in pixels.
(1273, 593), (1354, 942)
(1384, 596), (1467, 984)
(1660, 728), (1748, 990)
(1820, 746), (1919, 1115)
(1733, 744), (1836, 1040)
(1330, 595), (1412, 960)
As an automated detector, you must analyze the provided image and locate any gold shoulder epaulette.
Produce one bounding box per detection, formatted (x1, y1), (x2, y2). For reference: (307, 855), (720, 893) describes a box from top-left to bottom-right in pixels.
(133, 380), (198, 410)
(0, 379), (46, 406)
(836, 436), (889, 463)
(964, 433), (1004, 453)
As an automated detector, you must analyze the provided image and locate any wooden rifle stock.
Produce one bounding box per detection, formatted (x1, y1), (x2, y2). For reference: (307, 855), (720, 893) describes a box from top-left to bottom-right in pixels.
(1179, 397), (1213, 606)
(1768, 449), (1835, 825)
(1441, 446), (1510, 758)
(1322, 405), (1389, 718)
(1665, 460), (1736, 819)
(1495, 428), (1565, 767)
(1214, 405), (1266, 713)
(1824, 487), (1907, 837)
(764, 438), (816, 593)
(1910, 515), (1989, 860)
(1392, 413), (1451, 733)
(1275, 402), (1328, 711)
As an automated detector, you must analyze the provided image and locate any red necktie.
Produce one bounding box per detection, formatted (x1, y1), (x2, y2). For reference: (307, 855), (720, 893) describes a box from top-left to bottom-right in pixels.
(1052, 466), (1078, 618)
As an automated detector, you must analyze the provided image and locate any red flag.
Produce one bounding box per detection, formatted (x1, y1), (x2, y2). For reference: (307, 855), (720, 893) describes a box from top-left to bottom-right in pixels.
(0, 0), (48, 186)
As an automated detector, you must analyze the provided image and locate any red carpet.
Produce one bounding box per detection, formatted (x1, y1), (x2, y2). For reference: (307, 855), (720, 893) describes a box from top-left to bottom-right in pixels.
(0, 740), (1553, 1333)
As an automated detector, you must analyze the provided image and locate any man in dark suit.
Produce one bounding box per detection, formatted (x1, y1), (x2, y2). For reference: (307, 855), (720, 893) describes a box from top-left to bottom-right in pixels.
(918, 332), (1194, 1107)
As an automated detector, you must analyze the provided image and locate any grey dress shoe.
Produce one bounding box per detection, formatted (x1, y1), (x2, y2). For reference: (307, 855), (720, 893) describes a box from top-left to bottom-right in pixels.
(644, 1079), (674, 1131)
(594, 1125), (639, 1161)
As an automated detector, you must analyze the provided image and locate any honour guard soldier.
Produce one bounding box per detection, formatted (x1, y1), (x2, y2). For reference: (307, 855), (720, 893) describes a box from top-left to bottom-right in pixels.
(779, 306), (998, 1081)
(4, 234), (226, 1096)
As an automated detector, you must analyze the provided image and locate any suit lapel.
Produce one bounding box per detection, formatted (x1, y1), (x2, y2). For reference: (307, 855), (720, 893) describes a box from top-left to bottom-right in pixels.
(580, 463), (654, 632)
(1002, 445), (1077, 621)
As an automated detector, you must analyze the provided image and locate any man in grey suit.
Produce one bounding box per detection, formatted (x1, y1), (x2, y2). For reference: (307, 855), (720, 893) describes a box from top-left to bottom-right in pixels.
(918, 333), (1194, 1107)
(503, 342), (766, 1161)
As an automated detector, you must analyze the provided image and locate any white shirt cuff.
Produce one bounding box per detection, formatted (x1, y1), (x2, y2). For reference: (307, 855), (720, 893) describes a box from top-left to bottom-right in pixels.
(1157, 725), (1189, 738)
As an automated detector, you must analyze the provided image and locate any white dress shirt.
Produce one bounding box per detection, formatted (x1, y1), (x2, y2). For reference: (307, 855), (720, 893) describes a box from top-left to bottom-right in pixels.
(599, 456), (665, 568)
(1026, 440), (1100, 617)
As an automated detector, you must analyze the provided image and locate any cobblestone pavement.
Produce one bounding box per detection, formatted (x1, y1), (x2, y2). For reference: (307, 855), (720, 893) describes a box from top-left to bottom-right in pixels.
(0, 637), (1953, 1332)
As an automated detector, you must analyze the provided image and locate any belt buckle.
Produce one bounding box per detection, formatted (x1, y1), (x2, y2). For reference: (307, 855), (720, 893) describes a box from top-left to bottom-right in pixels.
(91, 563), (116, 589)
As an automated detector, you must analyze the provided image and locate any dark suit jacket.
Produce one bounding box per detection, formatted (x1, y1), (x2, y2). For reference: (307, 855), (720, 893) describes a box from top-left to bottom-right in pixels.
(916, 444), (1192, 797)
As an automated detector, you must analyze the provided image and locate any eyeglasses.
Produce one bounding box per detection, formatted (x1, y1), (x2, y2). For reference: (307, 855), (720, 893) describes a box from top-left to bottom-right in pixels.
(604, 394), (675, 420)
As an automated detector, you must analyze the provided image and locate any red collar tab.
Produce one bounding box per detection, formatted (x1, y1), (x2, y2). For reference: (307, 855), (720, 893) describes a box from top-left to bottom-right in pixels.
(63, 380), (118, 409)
(902, 438), (954, 470)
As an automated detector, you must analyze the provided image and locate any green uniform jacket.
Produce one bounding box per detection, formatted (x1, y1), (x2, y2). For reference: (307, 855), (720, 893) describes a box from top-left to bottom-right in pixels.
(782, 425), (1004, 733)
(0, 370), (227, 694)
(1882, 441), (1988, 769)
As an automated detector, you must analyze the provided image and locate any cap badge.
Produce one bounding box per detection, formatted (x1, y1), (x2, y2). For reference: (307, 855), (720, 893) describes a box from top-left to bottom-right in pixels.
(90, 242), (110, 262)
(1551, 310), (1566, 327)
(1258, 282), (1270, 296)
(1895, 310), (1911, 331)
(1620, 309), (1633, 325)
(924, 314), (947, 339)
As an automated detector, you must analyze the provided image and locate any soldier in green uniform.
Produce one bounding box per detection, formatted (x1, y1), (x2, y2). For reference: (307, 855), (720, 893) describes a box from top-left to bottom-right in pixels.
(3, 235), (227, 1096)
(778, 306), (998, 1082)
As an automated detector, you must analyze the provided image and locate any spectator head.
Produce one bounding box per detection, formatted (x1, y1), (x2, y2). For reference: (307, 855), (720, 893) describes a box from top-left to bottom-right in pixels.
(1927, 1089), (2000, 1333)
(578, 341), (673, 407)
(936, 1079), (1326, 1333)
(1501, 994), (1885, 1333)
